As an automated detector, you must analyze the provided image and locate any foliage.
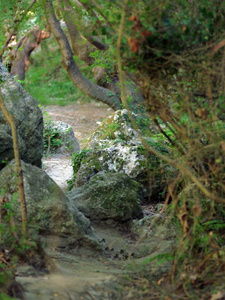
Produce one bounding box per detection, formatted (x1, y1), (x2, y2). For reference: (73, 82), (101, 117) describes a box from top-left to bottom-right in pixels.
(67, 149), (90, 191)
(1, 0), (225, 297)
(43, 113), (63, 156)
(25, 38), (93, 106)
(0, 189), (34, 299)
(90, 48), (117, 83)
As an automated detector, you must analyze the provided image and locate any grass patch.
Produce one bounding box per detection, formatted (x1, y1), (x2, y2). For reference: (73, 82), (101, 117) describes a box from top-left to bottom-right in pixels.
(24, 37), (94, 106)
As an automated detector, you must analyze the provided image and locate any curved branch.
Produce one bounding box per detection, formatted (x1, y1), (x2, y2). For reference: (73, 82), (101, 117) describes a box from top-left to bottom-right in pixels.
(45, 0), (121, 110)
(60, 0), (95, 65)
(67, 0), (108, 50)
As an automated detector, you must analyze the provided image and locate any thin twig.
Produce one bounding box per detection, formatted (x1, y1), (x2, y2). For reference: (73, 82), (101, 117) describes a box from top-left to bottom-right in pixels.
(116, 0), (225, 204)
(0, 93), (27, 236)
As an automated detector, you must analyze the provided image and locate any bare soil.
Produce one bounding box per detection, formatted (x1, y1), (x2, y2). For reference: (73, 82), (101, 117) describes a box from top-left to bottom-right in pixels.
(43, 101), (114, 149)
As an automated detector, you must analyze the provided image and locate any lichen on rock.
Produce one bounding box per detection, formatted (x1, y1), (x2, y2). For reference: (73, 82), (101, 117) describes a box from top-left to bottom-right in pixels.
(70, 109), (173, 202)
(75, 110), (150, 187)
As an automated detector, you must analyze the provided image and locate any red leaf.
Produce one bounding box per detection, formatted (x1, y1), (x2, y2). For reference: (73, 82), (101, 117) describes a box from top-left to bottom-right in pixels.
(128, 38), (141, 53)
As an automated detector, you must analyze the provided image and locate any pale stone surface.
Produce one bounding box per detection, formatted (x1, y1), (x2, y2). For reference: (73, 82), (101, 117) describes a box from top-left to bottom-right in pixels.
(43, 154), (73, 191)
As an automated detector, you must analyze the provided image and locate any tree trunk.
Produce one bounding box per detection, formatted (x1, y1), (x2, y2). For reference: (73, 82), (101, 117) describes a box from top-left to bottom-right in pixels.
(59, 0), (144, 107)
(10, 28), (50, 81)
(57, 0), (96, 66)
(45, 0), (121, 110)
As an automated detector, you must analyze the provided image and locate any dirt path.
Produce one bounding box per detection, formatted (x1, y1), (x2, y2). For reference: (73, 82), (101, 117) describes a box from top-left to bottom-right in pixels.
(16, 103), (170, 299)
(42, 102), (113, 191)
(43, 102), (114, 149)
(16, 223), (171, 300)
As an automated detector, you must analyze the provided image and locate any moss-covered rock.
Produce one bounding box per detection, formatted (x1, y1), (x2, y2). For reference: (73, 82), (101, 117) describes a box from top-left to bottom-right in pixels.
(0, 160), (99, 249)
(43, 120), (80, 155)
(70, 109), (174, 202)
(67, 172), (143, 222)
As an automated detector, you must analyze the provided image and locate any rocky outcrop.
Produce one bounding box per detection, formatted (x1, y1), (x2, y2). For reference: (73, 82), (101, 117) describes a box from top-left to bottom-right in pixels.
(75, 110), (148, 186)
(0, 63), (43, 170)
(67, 172), (143, 222)
(72, 109), (173, 202)
(0, 160), (99, 248)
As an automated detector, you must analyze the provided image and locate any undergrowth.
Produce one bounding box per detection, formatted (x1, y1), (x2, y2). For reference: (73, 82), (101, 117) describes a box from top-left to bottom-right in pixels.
(67, 149), (90, 190)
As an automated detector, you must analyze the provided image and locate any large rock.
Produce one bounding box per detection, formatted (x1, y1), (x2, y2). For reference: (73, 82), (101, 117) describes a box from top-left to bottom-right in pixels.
(0, 160), (99, 248)
(44, 120), (80, 155)
(0, 63), (43, 170)
(75, 110), (148, 186)
(67, 172), (144, 222)
(72, 109), (173, 202)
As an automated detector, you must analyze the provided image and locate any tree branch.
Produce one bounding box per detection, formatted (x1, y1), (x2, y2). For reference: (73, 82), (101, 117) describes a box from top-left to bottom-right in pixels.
(116, 0), (225, 205)
(0, 0), (37, 60)
(45, 0), (121, 110)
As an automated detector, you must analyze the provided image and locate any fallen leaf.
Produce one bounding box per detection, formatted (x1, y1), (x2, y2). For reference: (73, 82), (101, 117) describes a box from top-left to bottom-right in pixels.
(192, 205), (202, 217)
(129, 15), (138, 22)
(195, 108), (209, 120)
(140, 29), (150, 37)
(157, 277), (164, 285)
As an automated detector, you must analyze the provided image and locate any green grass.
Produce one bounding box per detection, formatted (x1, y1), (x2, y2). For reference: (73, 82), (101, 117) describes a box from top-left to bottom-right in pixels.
(24, 37), (94, 106)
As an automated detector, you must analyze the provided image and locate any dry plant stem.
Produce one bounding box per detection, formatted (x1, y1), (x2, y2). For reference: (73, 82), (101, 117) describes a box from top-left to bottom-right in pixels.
(10, 215), (19, 240)
(154, 118), (185, 154)
(0, 0), (37, 59)
(0, 95), (27, 236)
(0, 256), (10, 266)
(116, 1), (225, 204)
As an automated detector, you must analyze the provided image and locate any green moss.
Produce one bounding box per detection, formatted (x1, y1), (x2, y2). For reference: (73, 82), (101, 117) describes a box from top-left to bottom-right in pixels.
(67, 149), (91, 190)
(101, 123), (121, 139)
(70, 172), (143, 221)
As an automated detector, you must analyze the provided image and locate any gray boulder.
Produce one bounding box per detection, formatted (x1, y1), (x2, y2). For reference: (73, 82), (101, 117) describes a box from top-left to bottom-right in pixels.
(67, 172), (143, 222)
(44, 120), (80, 155)
(0, 160), (99, 248)
(0, 63), (43, 170)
